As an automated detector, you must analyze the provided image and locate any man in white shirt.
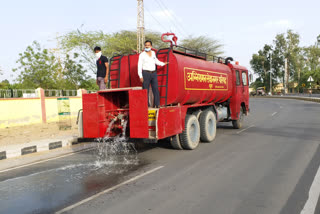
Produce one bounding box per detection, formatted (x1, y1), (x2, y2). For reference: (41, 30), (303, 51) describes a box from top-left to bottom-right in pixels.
(138, 40), (168, 108)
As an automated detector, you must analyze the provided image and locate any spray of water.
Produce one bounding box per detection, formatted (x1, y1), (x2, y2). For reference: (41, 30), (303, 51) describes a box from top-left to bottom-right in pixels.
(95, 118), (138, 166)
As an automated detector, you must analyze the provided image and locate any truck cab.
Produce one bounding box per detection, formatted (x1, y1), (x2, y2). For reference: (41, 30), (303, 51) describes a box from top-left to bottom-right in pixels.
(227, 63), (250, 128)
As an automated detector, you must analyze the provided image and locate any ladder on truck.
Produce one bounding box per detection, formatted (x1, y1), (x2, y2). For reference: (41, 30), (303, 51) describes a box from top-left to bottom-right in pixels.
(108, 54), (123, 88)
(156, 48), (171, 106)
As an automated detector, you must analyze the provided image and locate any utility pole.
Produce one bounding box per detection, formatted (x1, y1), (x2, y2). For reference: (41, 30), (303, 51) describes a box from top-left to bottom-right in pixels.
(284, 58), (288, 94)
(137, 0), (145, 53)
(270, 55), (272, 95)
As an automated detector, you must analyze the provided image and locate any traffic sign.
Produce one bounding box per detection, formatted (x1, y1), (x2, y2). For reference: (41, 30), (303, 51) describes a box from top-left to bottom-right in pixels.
(307, 76), (314, 82)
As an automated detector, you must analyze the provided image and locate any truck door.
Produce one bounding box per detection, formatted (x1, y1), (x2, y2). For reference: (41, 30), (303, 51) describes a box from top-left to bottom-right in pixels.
(234, 69), (242, 118)
(241, 71), (249, 100)
(235, 69), (242, 98)
(241, 70), (249, 113)
(230, 69), (249, 120)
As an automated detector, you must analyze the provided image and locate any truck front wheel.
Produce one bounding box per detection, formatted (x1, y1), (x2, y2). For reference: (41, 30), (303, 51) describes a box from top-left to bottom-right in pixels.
(232, 107), (244, 129)
(199, 110), (217, 142)
(180, 114), (200, 150)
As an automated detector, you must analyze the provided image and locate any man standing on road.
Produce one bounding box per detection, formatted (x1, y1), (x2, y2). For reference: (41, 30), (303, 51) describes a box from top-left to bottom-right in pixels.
(94, 46), (109, 90)
(138, 40), (168, 108)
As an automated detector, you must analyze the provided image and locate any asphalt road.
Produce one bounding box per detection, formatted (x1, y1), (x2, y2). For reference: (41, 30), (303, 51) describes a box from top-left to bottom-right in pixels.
(0, 98), (320, 214)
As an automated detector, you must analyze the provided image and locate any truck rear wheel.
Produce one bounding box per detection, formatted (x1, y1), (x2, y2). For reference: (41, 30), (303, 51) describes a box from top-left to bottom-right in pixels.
(232, 107), (244, 129)
(199, 110), (217, 142)
(192, 109), (202, 119)
(170, 134), (183, 150)
(180, 114), (200, 150)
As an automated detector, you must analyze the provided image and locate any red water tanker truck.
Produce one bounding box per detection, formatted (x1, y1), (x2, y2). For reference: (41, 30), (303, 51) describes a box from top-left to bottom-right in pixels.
(80, 33), (249, 150)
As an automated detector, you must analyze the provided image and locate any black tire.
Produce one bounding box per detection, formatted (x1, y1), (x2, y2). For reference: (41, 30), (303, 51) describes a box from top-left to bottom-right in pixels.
(199, 110), (217, 142)
(232, 107), (244, 129)
(192, 110), (202, 119)
(170, 134), (183, 150)
(180, 114), (200, 150)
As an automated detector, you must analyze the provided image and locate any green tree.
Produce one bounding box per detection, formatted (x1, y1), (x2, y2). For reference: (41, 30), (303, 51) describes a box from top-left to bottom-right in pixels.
(79, 78), (99, 91)
(13, 41), (59, 89)
(13, 41), (93, 90)
(273, 30), (300, 85)
(0, 79), (10, 89)
(250, 44), (274, 91)
(249, 77), (264, 90)
(300, 36), (320, 89)
(250, 30), (302, 92)
(59, 30), (168, 74)
(58, 53), (92, 90)
(180, 35), (224, 58)
(59, 30), (223, 72)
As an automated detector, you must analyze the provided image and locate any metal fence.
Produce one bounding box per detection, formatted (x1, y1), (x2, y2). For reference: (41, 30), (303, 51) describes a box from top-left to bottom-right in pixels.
(0, 89), (98, 98)
(44, 90), (78, 97)
(285, 93), (320, 98)
(0, 89), (38, 98)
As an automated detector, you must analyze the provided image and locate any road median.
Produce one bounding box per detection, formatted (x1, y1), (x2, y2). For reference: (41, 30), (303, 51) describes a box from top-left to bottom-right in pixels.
(251, 95), (320, 103)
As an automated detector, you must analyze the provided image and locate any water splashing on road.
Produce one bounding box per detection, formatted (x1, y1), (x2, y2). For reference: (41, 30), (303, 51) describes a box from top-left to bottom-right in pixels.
(0, 119), (145, 214)
(95, 119), (138, 166)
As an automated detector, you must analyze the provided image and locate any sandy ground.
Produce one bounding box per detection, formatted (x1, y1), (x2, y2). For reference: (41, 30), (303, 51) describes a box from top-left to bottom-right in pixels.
(0, 119), (79, 148)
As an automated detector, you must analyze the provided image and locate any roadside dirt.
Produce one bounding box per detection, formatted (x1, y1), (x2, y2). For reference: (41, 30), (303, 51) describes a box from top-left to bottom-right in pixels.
(0, 119), (78, 148)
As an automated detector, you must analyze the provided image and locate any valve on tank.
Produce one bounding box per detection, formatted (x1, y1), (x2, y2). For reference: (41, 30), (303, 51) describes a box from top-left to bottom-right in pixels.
(105, 111), (129, 137)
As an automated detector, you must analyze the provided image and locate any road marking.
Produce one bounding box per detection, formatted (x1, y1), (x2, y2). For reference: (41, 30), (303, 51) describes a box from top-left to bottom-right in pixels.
(56, 166), (164, 214)
(271, 112), (278, 116)
(0, 148), (95, 174)
(300, 165), (320, 214)
(236, 125), (255, 134)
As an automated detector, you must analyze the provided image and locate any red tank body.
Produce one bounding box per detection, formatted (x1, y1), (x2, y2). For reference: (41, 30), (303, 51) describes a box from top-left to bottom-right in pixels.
(109, 50), (233, 106)
(158, 52), (233, 105)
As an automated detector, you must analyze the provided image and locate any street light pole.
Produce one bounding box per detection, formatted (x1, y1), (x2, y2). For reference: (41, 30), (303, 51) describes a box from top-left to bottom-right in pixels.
(270, 54), (272, 95)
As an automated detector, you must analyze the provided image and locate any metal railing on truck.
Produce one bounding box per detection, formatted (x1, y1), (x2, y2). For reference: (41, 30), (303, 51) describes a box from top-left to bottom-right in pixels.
(172, 45), (226, 63)
(156, 48), (172, 106)
(108, 54), (124, 88)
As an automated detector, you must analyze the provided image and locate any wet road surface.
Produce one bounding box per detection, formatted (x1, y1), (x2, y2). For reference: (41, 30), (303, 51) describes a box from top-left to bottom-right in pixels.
(0, 141), (146, 214)
(0, 98), (320, 214)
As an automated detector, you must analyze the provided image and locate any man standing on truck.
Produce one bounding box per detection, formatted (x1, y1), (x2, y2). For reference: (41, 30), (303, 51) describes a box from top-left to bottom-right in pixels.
(138, 40), (168, 108)
(94, 46), (109, 90)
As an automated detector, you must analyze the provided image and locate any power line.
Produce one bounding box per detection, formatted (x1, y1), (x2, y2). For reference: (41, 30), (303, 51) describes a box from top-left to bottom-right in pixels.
(145, 6), (168, 33)
(158, 1), (189, 36)
(152, 0), (188, 37)
(153, 0), (184, 35)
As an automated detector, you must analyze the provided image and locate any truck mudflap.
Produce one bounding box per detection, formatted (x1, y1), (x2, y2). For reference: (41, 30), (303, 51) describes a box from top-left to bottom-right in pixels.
(157, 106), (183, 139)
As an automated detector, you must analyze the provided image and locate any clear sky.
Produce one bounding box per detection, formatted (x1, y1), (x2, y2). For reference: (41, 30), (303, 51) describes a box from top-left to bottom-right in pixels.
(0, 0), (319, 82)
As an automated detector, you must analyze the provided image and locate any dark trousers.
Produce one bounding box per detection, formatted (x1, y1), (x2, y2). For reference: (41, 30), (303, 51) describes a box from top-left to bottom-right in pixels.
(142, 70), (160, 107)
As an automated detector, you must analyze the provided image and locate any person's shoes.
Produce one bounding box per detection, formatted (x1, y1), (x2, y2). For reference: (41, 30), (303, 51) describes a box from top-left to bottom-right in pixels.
(155, 105), (160, 108)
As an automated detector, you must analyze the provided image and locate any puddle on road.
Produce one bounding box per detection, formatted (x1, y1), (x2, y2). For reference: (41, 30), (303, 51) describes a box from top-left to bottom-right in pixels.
(0, 131), (146, 214)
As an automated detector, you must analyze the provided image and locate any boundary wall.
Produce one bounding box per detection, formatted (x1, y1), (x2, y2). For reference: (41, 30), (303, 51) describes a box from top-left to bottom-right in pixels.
(0, 88), (86, 128)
